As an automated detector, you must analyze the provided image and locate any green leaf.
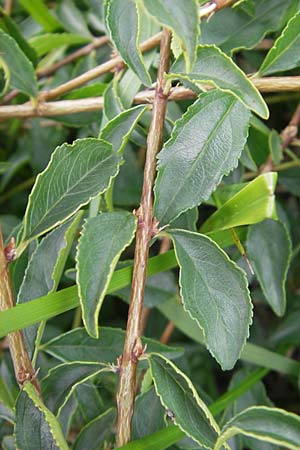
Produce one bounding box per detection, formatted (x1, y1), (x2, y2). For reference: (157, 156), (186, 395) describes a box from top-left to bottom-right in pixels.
(99, 105), (148, 154)
(76, 211), (137, 337)
(215, 406), (300, 450)
(42, 362), (107, 416)
(0, 29), (37, 97)
(259, 11), (300, 76)
(106, 0), (151, 87)
(30, 33), (90, 56)
(170, 45), (268, 119)
(0, 7), (37, 66)
(56, 0), (92, 38)
(20, 138), (120, 245)
(199, 0), (293, 54)
(169, 229), (252, 370)
(200, 173), (277, 234)
(141, 0), (199, 71)
(268, 130), (283, 165)
(132, 387), (166, 439)
(41, 326), (183, 364)
(18, 0), (62, 32)
(154, 91), (250, 226)
(73, 408), (116, 450)
(149, 353), (220, 448)
(17, 213), (82, 359)
(15, 382), (69, 450)
(247, 219), (292, 316)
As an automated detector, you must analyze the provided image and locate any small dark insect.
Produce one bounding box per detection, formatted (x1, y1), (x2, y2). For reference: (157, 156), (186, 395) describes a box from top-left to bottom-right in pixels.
(166, 409), (175, 420)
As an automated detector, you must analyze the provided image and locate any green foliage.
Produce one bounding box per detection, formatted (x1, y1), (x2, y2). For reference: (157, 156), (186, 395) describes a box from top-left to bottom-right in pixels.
(0, 0), (300, 448)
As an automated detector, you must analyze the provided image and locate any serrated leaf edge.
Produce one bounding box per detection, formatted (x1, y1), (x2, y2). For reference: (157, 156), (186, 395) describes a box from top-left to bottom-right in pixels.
(76, 213), (137, 338)
(149, 352), (220, 449)
(169, 229), (253, 370)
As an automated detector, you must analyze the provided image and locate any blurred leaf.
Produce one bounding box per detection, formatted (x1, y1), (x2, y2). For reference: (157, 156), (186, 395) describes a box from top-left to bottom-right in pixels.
(57, 0), (92, 37)
(268, 130), (283, 165)
(278, 168), (300, 196)
(259, 11), (300, 76)
(171, 45), (268, 119)
(142, 0), (199, 71)
(154, 91), (250, 226)
(269, 308), (300, 345)
(18, 0), (62, 32)
(20, 138), (120, 244)
(247, 219), (292, 316)
(77, 211), (137, 337)
(73, 408), (116, 450)
(0, 29), (37, 97)
(15, 382), (69, 450)
(30, 33), (90, 56)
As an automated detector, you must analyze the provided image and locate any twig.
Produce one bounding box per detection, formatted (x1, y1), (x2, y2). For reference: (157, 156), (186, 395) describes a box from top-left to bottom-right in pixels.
(4, 0), (12, 15)
(37, 36), (110, 79)
(0, 230), (41, 395)
(116, 28), (172, 447)
(3, 78), (300, 119)
(160, 321), (175, 345)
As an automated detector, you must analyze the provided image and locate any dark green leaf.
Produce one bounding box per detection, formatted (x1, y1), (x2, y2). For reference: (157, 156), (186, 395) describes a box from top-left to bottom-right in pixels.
(169, 229), (252, 370)
(142, 0), (199, 71)
(154, 91), (250, 226)
(20, 138), (120, 245)
(0, 29), (37, 97)
(77, 212), (137, 337)
(73, 408), (116, 450)
(132, 387), (166, 440)
(171, 45), (268, 119)
(15, 382), (69, 450)
(106, 0), (151, 86)
(247, 219), (292, 316)
(259, 11), (300, 76)
(149, 353), (219, 448)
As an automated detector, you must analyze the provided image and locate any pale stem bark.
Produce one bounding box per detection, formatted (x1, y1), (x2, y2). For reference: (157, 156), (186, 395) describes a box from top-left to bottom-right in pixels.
(3, 77), (300, 120)
(116, 29), (172, 447)
(0, 230), (40, 395)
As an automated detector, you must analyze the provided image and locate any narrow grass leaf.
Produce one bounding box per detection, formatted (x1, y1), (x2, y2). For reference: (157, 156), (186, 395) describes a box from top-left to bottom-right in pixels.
(215, 406), (300, 450)
(259, 11), (300, 76)
(18, 0), (62, 32)
(247, 219), (292, 316)
(15, 382), (69, 450)
(170, 45), (268, 119)
(149, 353), (219, 448)
(21, 138), (120, 245)
(77, 212), (136, 337)
(169, 229), (252, 370)
(154, 91), (250, 226)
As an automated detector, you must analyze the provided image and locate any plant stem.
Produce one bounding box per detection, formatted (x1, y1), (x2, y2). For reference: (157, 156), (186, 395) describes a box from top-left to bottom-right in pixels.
(116, 28), (171, 447)
(0, 230), (40, 395)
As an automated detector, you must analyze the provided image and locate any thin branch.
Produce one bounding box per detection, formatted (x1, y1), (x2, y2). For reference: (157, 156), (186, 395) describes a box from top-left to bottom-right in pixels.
(116, 29), (172, 447)
(3, 78), (300, 119)
(4, 0), (13, 15)
(0, 230), (41, 395)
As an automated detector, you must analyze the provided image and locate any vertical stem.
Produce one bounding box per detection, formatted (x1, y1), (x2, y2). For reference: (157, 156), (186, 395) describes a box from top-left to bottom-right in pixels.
(116, 29), (171, 447)
(0, 230), (40, 395)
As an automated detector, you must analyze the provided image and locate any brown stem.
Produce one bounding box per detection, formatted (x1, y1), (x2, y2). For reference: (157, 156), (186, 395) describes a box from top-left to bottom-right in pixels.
(281, 102), (300, 149)
(4, 77), (300, 120)
(0, 230), (40, 395)
(4, 0), (13, 15)
(116, 29), (171, 447)
(160, 321), (175, 345)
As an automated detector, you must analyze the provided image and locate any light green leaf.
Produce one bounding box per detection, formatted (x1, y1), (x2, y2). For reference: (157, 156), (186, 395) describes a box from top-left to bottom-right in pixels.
(0, 29), (37, 97)
(259, 11), (300, 76)
(42, 362), (107, 416)
(268, 130), (283, 165)
(15, 382), (69, 450)
(99, 105), (147, 154)
(169, 229), (252, 370)
(106, 0), (151, 87)
(73, 408), (116, 450)
(141, 0), (199, 71)
(41, 326), (183, 364)
(17, 214), (82, 359)
(21, 138), (120, 245)
(149, 353), (220, 448)
(154, 90), (250, 226)
(76, 211), (137, 337)
(247, 220), (292, 316)
(215, 406), (300, 450)
(170, 45), (268, 119)
(18, 0), (62, 32)
(30, 33), (90, 56)
(200, 173), (277, 234)
(199, 0), (293, 54)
